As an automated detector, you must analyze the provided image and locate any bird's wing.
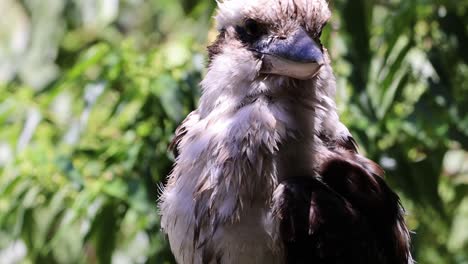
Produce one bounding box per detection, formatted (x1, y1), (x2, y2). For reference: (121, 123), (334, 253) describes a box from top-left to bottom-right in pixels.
(273, 153), (412, 264)
(168, 110), (200, 158)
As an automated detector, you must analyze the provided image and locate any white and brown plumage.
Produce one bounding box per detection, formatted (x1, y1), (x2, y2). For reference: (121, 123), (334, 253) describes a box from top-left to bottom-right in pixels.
(159, 0), (413, 263)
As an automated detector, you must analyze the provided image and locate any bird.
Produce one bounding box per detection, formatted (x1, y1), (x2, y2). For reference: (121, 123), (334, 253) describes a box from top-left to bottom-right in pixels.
(159, 0), (413, 263)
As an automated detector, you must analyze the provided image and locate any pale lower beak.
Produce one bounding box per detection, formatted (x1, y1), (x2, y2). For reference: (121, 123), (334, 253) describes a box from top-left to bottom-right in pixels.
(261, 54), (323, 80)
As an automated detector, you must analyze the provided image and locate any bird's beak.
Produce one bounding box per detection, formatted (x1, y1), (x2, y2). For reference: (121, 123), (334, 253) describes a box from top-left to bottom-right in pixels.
(256, 28), (324, 80)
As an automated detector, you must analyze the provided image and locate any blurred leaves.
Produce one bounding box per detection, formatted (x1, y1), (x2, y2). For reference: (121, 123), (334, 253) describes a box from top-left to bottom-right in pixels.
(330, 1), (468, 263)
(0, 0), (467, 263)
(0, 1), (208, 263)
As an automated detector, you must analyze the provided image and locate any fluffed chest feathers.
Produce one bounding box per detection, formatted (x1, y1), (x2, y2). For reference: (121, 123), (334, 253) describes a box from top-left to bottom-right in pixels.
(159, 98), (312, 264)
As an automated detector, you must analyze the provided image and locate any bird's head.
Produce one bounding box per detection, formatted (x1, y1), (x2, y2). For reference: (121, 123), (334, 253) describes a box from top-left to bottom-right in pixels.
(212, 0), (330, 79)
(199, 0), (335, 115)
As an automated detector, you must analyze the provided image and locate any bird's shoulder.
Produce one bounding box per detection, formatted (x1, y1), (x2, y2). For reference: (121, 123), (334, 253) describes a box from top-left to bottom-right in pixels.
(169, 110), (200, 158)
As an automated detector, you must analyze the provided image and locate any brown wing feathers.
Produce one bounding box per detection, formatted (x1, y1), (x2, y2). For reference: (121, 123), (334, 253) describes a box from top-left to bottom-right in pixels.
(273, 151), (412, 264)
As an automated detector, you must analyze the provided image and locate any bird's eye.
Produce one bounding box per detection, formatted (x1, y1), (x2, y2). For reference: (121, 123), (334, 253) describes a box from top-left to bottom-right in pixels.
(244, 19), (263, 37)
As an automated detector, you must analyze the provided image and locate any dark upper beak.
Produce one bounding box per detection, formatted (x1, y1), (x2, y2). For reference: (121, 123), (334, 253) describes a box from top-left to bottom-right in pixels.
(259, 27), (324, 63)
(255, 27), (324, 80)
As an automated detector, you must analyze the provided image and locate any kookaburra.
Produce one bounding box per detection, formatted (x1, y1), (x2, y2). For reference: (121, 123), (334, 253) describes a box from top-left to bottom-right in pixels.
(159, 0), (413, 263)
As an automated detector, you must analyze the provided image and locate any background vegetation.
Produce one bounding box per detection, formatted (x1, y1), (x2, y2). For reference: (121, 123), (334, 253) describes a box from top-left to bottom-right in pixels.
(0, 0), (466, 263)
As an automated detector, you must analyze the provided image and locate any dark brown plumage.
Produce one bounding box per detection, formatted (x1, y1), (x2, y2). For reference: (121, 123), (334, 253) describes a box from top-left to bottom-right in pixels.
(273, 147), (412, 264)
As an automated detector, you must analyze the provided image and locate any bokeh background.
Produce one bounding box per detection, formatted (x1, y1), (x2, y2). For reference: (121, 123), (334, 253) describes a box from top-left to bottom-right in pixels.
(0, 0), (467, 263)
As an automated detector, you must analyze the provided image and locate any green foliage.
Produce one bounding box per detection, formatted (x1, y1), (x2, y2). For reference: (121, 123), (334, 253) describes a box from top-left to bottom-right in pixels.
(328, 1), (468, 263)
(0, 0), (466, 263)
